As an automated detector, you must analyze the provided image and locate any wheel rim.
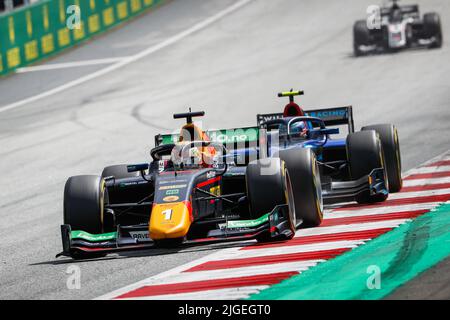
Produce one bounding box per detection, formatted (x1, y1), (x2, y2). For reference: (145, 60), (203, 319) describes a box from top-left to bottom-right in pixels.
(284, 169), (296, 230)
(99, 179), (106, 233)
(312, 159), (323, 217)
(394, 128), (403, 188)
(378, 139), (389, 192)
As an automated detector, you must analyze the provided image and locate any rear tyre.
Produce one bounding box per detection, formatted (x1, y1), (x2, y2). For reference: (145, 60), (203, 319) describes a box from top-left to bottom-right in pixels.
(424, 12), (443, 48)
(101, 165), (140, 179)
(353, 20), (371, 56)
(64, 175), (105, 234)
(362, 124), (402, 192)
(347, 131), (388, 204)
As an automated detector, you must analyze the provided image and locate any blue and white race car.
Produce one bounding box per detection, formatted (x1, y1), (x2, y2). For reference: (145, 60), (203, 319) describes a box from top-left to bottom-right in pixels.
(255, 90), (403, 205)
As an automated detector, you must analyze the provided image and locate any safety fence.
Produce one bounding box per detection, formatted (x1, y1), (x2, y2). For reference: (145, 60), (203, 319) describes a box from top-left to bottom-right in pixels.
(0, 0), (165, 76)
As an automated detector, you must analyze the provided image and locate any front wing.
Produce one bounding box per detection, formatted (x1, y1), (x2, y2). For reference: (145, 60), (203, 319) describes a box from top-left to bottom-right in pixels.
(57, 205), (292, 259)
(322, 168), (388, 204)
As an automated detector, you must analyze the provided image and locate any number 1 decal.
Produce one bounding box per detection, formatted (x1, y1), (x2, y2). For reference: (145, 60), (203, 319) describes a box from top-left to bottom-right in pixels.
(162, 209), (173, 220)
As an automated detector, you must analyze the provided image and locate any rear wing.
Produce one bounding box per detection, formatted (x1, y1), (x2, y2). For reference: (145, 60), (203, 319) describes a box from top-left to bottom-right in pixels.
(154, 127), (260, 148)
(380, 5), (419, 17)
(257, 106), (355, 133)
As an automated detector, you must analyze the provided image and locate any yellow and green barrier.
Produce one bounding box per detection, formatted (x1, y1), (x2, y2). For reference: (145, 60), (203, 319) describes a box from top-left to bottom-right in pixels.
(0, 0), (164, 76)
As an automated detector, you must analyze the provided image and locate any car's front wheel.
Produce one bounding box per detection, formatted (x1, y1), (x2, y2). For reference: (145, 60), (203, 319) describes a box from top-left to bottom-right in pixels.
(280, 148), (323, 228)
(347, 130), (389, 204)
(64, 175), (105, 234)
(353, 20), (371, 56)
(424, 12), (443, 48)
(362, 124), (402, 192)
(64, 175), (107, 259)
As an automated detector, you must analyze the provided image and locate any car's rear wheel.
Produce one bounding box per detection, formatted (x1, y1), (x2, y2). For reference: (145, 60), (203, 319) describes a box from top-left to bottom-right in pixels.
(362, 124), (402, 192)
(347, 131), (388, 204)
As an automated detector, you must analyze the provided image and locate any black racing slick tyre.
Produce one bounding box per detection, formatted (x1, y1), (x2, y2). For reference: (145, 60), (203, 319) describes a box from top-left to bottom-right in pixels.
(279, 148), (323, 228)
(64, 175), (105, 234)
(246, 158), (285, 220)
(362, 124), (402, 193)
(347, 131), (388, 204)
(353, 20), (370, 56)
(424, 12), (443, 48)
(246, 158), (293, 243)
(101, 165), (140, 179)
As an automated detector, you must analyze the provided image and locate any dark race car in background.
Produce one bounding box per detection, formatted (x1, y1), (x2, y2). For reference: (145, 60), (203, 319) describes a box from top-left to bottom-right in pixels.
(353, 0), (443, 56)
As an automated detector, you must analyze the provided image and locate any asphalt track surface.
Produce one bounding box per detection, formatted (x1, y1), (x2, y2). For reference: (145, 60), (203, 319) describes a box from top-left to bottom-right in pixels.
(0, 0), (449, 299)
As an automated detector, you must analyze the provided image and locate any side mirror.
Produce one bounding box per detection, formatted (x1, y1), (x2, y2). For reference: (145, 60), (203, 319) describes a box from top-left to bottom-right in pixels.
(127, 163), (149, 173)
(308, 128), (339, 138)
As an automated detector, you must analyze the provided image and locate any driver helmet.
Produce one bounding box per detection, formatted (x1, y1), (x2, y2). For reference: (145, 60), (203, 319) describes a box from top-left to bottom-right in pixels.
(171, 144), (217, 168)
(390, 5), (402, 22)
(171, 123), (217, 168)
(283, 102), (308, 137)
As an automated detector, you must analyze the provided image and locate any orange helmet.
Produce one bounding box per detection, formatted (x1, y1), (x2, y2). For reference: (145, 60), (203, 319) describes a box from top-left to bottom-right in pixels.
(176, 123), (216, 168)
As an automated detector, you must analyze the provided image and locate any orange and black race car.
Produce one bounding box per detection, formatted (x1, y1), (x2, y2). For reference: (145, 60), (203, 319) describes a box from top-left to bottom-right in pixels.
(58, 110), (323, 259)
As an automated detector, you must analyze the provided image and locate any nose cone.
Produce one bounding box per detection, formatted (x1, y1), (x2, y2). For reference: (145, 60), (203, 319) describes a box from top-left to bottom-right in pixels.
(149, 202), (193, 240)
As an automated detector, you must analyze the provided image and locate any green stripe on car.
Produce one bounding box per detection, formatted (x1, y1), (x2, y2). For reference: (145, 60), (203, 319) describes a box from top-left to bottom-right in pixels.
(71, 231), (117, 242)
(227, 213), (270, 229)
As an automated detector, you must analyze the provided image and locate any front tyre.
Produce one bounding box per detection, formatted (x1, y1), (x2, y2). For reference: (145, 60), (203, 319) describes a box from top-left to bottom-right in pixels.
(424, 12), (443, 48)
(246, 158), (285, 220)
(246, 158), (294, 243)
(64, 175), (105, 234)
(353, 20), (371, 57)
(279, 148), (323, 228)
(347, 131), (388, 204)
(362, 124), (402, 192)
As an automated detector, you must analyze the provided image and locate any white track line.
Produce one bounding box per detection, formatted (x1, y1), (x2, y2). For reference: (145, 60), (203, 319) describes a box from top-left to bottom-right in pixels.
(15, 57), (130, 73)
(0, 0), (254, 114)
(325, 203), (440, 219)
(407, 166), (450, 174)
(117, 286), (269, 300)
(403, 177), (450, 187)
(191, 240), (364, 261)
(402, 151), (450, 177)
(119, 261), (323, 286)
(293, 220), (408, 237)
(389, 188), (450, 199)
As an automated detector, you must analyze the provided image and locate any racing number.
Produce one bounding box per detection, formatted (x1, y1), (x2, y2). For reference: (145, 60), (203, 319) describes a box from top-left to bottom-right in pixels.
(367, 5), (381, 30)
(162, 209), (173, 220)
